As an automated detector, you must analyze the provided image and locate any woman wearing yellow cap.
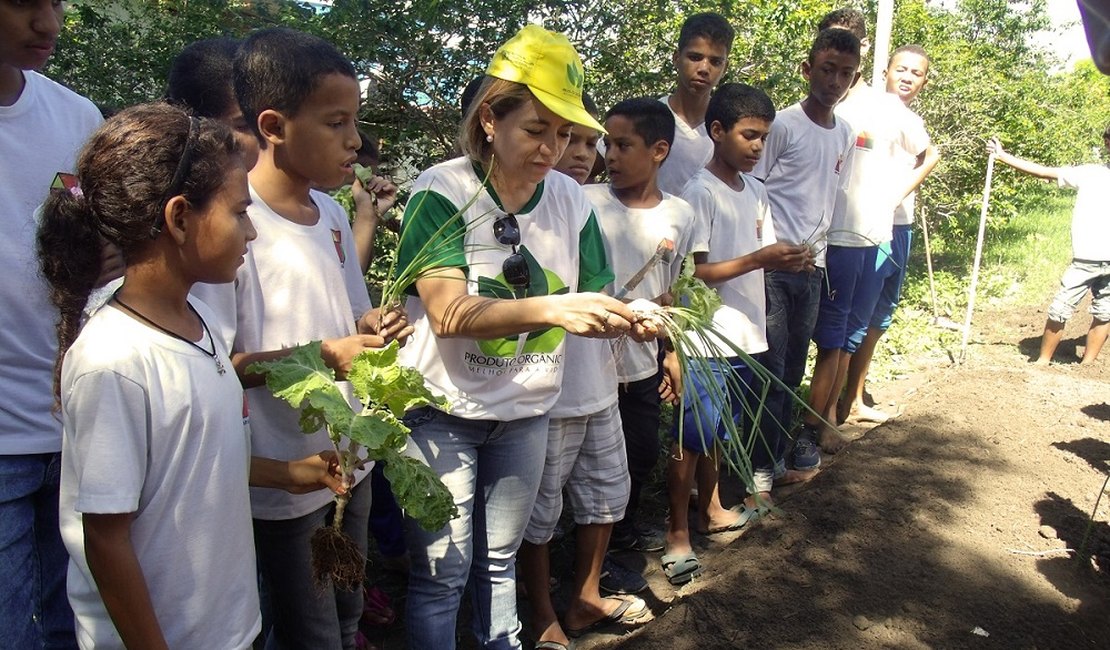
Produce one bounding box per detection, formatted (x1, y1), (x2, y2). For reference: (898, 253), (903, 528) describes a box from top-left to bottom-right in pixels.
(394, 25), (647, 649)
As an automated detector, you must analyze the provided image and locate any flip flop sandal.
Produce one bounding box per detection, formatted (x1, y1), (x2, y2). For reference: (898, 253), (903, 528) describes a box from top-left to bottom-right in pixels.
(699, 504), (764, 535)
(564, 594), (649, 638)
(661, 551), (703, 585)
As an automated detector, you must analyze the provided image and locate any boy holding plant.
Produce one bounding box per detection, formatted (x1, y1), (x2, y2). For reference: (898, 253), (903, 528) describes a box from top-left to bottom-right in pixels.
(595, 98), (695, 556)
(752, 28), (859, 471)
(216, 28), (408, 649)
(663, 83), (813, 585)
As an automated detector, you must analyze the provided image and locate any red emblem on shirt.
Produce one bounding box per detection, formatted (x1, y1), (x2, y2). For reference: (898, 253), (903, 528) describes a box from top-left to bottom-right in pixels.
(331, 229), (346, 266)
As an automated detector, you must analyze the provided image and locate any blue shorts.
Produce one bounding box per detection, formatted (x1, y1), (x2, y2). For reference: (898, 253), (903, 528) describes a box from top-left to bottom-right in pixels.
(673, 357), (755, 455)
(869, 225), (913, 331)
(813, 244), (885, 353)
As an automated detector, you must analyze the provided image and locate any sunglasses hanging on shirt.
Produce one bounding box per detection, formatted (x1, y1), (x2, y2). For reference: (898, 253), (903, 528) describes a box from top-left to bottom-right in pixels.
(493, 212), (531, 292)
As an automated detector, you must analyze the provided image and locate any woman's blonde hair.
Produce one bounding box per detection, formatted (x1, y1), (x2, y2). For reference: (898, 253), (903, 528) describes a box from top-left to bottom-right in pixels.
(458, 76), (533, 163)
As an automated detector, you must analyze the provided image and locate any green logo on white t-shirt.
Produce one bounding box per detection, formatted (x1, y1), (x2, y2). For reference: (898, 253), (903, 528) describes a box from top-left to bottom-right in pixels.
(476, 245), (567, 357)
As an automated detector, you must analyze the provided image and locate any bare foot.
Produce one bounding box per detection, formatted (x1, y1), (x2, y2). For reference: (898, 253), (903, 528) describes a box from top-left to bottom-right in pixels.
(850, 403), (895, 423)
(745, 491), (774, 510)
(697, 508), (744, 535)
(818, 425), (850, 454)
(1033, 357), (1051, 366)
(773, 468), (818, 486)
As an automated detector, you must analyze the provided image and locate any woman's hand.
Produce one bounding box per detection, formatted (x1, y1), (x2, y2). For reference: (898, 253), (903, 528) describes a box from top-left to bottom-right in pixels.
(553, 293), (635, 339)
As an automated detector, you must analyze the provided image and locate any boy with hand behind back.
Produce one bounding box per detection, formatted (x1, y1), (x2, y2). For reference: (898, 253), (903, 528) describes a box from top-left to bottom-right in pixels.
(592, 98), (696, 556)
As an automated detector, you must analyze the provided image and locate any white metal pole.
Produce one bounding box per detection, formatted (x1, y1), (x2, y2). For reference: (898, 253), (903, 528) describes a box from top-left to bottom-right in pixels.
(959, 153), (996, 364)
(871, 0), (894, 87)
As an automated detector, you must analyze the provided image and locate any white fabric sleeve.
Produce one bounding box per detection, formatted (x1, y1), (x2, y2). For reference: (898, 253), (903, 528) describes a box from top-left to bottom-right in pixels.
(67, 370), (149, 514)
(681, 183), (714, 255)
(752, 119), (789, 181)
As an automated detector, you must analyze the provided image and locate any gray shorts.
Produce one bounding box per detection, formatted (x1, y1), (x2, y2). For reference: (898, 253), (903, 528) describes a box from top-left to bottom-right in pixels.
(523, 401), (630, 544)
(1048, 259), (1110, 323)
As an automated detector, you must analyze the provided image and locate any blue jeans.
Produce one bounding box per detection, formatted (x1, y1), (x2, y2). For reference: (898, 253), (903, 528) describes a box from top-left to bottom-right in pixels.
(254, 475), (372, 650)
(369, 462), (406, 558)
(764, 269), (824, 456)
(402, 408), (549, 650)
(0, 453), (77, 649)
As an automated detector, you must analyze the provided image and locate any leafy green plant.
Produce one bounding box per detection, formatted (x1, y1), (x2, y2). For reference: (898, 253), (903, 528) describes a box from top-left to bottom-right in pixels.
(248, 341), (455, 589)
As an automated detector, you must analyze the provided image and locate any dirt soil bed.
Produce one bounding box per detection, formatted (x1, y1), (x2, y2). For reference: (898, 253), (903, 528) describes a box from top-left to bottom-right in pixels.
(578, 303), (1110, 649)
(363, 301), (1110, 649)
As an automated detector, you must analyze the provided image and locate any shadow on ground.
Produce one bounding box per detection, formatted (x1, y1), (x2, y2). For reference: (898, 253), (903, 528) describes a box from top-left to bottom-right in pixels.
(605, 400), (1110, 650)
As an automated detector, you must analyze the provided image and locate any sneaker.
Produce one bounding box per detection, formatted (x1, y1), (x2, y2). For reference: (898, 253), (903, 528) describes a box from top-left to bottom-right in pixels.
(599, 555), (648, 594)
(792, 433), (821, 470)
(609, 527), (665, 553)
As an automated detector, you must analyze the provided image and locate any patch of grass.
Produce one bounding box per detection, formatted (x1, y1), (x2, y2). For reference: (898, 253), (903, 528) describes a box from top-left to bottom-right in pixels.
(863, 188), (1073, 381)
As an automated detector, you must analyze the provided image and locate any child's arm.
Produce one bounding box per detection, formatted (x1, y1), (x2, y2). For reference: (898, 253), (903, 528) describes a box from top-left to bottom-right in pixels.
(351, 175), (399, 273)
(987, 138), (1060, 180)
(897, 144), (941, 202)
(692, 244), (813, 284)
(83, 513), (170, 650)
(232, 333), (388, 387)
(249, 452), (350, 494)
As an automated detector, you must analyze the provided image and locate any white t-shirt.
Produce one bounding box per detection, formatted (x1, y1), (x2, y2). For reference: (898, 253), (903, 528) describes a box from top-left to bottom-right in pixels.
(1058, 165), (1110, 261)
(894, 107), (931, 226)
(0, 71), (101, 454)
(656, 95), (714, 196)
(231, 187), (373, 520)
(682, 169), (776, 356)
(752, 103), (854, 267)
(832, 87), (930, 245)
(396, 158), (613, 421)
(584, 184), (694, 383)
(59, 300), (259, 650)
(549, 336), (619, 418)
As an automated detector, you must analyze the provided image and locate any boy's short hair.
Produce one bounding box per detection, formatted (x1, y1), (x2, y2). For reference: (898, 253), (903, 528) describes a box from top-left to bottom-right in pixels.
(605, 97), (675, 148)
(234, 27), (357, 140)
(818, 8), (868, 41)
(1103, 122), (1110, 139)
(705, 83), (775, 132)
(166, 37), (241, 119)
(677, 12), (735, 53)
(809, 28), (861, 64)
(889, 44), (930, 67)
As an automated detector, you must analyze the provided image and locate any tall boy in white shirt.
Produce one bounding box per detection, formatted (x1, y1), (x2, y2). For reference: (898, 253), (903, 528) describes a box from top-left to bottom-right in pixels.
(0, 2), (102, 646)
(752, 29), (859, 471)
(656, 12), (734, 196)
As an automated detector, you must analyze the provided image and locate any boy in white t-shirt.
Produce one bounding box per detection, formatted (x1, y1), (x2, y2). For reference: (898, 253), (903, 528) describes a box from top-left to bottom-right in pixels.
(804, 11), (932, 457)
(656, 12), (734, 196)
(752, 28), (858, 472)
(988, 128), (1110, 365)
(222, 29), (407, 648)
(663, 83), (813, 586)
(841, 44), (941, 423)
(596, 98), (696, 556)
(518, 94), (652, 649)
(0, 3), (102, 646)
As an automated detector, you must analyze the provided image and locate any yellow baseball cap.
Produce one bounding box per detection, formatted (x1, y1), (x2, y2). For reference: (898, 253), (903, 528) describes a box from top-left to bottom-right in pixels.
(486, 25), (605, 133)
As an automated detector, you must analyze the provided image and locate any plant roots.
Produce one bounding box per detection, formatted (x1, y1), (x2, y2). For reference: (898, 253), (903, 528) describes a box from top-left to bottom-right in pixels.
(310, 525), (365, 591)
